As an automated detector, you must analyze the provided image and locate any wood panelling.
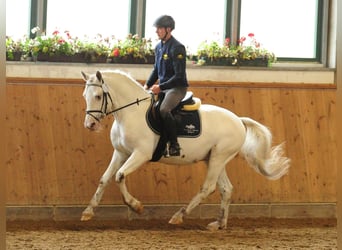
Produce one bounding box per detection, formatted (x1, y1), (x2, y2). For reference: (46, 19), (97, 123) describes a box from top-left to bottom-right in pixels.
(5, 79), (336, 206)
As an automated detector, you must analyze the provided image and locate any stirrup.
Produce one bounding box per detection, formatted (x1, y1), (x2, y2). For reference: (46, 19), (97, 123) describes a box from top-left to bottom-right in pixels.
(164, 142), (181, 157)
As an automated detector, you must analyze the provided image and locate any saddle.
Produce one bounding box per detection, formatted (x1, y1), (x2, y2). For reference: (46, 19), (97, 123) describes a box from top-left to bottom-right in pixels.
(146, 91), (202, 161)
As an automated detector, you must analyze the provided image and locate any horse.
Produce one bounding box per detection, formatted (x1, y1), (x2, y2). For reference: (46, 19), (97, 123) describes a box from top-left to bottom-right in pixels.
(80, 69), (290, 231)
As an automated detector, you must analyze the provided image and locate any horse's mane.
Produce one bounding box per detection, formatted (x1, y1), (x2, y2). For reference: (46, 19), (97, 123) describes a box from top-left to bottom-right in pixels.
(100, 69), (144, 90)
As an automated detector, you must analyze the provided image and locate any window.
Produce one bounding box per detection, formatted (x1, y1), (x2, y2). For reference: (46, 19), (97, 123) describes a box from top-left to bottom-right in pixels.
(5, 0), (329, 63)
(6, 0), (30, 38)
(46, 0), (130, 39)
(239, 0), (320, 59)
(145, 0), (225, 55)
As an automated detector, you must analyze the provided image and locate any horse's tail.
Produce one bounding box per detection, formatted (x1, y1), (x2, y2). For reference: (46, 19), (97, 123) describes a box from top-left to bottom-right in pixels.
(239, 117), (290, 180)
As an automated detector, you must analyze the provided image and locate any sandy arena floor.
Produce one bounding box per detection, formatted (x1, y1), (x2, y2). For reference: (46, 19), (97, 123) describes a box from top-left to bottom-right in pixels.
(6, 218), (337, 249)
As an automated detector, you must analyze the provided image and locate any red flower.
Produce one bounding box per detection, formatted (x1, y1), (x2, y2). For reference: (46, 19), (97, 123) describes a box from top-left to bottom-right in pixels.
(112, 48), (120, 57)
(238, 36), (246, 44)
(52, 30), (59, 36)
(65, 31), (71, 39)
(248, 33), (254, 38)
(225, 37), (230, 44)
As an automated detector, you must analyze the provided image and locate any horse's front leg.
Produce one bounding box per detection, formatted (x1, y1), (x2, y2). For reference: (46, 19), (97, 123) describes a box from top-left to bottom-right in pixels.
(115, 150), (150, 214)
(81, 150), (126, 221)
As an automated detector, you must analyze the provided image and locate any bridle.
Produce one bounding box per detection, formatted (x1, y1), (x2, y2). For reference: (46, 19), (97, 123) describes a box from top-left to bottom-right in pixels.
(85, 80), (151, 122)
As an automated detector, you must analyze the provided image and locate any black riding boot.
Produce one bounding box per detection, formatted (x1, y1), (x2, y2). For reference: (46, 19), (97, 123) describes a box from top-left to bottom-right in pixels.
(163, 113), (181, 157)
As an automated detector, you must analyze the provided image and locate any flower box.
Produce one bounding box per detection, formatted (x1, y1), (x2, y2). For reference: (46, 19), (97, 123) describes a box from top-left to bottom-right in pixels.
(70, 53), (87, 63)
(197, 56), (270, 67)
(8, 31), (155, 64)
(238, 57), (269, 67)
(33, 53), (109, 63)
(199, 57), (235, 66)
(196, 33), (276, 67)
(6, 52), (22, 61)
(110, 55), (155, 64)
(84, 54), (108, 63)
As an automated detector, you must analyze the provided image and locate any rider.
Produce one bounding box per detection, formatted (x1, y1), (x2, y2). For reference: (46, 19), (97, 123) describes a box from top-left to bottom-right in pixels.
(144, 15), (189, 157)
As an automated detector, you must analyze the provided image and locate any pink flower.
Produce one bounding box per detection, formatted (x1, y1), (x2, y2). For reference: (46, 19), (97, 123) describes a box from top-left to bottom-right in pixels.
(65, 31), (71, 39)
(238, 36), (246, 44)
(248, 33), (254, 38)
(52, 30), (59, 36)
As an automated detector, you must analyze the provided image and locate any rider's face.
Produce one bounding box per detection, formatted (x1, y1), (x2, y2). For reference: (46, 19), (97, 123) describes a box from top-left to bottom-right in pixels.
(156, 27), (171, 40)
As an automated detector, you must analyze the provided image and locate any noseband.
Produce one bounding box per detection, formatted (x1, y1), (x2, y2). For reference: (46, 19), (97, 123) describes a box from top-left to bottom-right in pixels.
(85, 80), (151, 122)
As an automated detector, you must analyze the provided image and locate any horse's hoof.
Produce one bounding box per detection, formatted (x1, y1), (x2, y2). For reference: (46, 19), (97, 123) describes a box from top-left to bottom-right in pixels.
(168, 215), (183, 225)
(81, 211), (94, 221)
(207, 221), (220, 231)
(207, 221), (225, 231)
(135, 202), (144, 214)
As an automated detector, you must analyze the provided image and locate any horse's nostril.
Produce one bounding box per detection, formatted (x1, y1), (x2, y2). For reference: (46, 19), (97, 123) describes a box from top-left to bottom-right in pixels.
(85, 121), (96, 130)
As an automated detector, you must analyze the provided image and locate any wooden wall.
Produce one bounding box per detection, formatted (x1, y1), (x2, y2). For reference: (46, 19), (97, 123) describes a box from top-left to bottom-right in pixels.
(5, 78), (336, 206)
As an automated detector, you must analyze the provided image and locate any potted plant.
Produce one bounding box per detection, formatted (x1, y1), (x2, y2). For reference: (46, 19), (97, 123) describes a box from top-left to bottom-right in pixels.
(109, 34), (155, 64)
(196, 39), (236, 66)
(196, 33), (276, 67)
(236, 33), (276, 66)
(12, 28), (156, 64)
(79, 34), (111, 63)
(30, 29), (75, 62)
(6, 36), (25, 61)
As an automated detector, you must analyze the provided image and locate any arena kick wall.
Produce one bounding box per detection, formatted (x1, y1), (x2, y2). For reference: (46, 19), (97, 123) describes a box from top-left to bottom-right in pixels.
(5, 64), (336, 221)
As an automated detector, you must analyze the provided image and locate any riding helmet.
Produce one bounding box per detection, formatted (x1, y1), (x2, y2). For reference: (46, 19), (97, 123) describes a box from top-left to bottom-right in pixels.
(153, 15), (175, 30)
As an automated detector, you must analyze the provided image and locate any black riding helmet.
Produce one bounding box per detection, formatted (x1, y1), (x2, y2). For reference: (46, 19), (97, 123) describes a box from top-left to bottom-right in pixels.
(153, 15), (175, 30)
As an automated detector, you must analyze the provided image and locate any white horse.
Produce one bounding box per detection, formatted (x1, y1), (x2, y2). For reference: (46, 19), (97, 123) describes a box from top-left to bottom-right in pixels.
(81, 70), (290, 230)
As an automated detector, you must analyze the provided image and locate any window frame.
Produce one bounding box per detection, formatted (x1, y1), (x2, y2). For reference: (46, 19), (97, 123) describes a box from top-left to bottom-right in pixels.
(226, 0), (328, 63)
(29, 0), (47, 38)
(16, 0), (334, 66)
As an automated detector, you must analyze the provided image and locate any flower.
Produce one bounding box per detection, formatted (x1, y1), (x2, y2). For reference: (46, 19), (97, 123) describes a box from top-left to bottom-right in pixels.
(8, 28), (155, 63)
(5, 36), (31, 60)
(109, 34), (154, 60)
(196, 33), (276, 66)
(31, 26), (40, 34)
(31, 29), (75, 56)
(112, 48), (120, 57)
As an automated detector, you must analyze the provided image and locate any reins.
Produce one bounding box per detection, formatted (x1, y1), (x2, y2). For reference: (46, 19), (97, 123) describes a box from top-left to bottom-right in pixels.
(85, 80), (151, 121)
(106, 96), (151, 115)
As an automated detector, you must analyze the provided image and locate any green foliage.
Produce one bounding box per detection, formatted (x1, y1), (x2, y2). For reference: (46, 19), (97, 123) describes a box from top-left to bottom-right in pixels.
(196, 33), (276, 66)
(7, 28), (155, 62)
(6, 36), (27, 59)
(109, 34), (154, 59)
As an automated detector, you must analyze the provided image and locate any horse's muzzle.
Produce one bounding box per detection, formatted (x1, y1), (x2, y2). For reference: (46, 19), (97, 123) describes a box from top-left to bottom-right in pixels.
(84, 116), (100, 131)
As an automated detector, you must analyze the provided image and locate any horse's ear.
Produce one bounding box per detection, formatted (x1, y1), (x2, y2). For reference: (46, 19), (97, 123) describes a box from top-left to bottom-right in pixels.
(96, 71), (103, 83)
(81, 71), (89, 81)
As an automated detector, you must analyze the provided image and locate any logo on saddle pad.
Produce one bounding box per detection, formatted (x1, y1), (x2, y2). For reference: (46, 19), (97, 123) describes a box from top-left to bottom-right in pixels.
(185, 124), (197, 134)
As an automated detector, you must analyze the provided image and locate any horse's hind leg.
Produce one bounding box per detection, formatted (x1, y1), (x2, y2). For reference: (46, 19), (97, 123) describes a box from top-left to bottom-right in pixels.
(81, 150), (125, 221)
(207, 170), (233, 231)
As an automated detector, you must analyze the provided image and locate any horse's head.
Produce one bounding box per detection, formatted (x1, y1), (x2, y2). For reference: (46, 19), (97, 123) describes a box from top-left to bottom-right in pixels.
(82, 71), (110, 131)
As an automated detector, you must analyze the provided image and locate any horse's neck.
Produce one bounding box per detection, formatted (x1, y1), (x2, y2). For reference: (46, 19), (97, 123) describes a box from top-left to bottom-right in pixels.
(105, 73), (150, 118)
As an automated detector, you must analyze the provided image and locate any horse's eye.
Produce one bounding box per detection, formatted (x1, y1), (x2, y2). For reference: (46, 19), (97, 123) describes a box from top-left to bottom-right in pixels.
(95, 95), (101, 100)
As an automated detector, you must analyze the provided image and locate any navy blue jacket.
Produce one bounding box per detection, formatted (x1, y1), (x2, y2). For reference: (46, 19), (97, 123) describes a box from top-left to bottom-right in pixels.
(146, 36), (189, 90)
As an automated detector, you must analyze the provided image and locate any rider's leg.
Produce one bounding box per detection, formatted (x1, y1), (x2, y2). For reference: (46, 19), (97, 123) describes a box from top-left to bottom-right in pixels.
(160, 87), (187, 156)
(163, 112), (181, 156)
